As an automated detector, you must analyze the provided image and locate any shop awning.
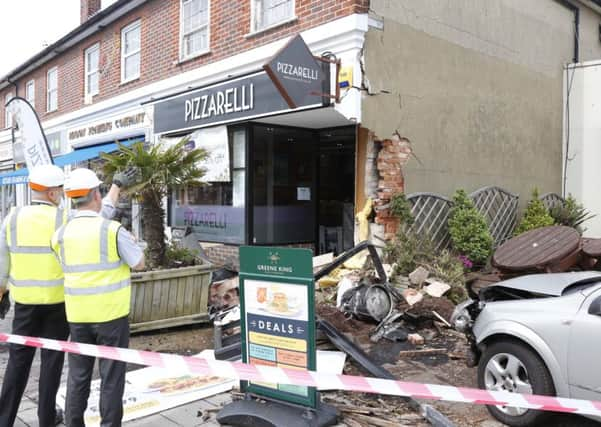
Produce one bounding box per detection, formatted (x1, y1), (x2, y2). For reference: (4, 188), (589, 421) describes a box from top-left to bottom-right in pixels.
(0, 137), (143, 186)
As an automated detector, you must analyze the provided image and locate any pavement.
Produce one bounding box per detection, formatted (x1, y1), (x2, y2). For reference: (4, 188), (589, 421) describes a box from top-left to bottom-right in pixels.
(0, 305), (231, 427)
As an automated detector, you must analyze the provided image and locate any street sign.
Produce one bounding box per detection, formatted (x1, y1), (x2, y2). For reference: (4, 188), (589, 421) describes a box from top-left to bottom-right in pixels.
(264, 35), (328, 109)
(239, 246), (317, 408)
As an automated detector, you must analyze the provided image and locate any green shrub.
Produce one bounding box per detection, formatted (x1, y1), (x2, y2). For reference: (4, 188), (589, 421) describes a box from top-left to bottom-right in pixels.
(448, 189), (493, 266)
(389, 192), (414, 226)
(384, 228), (467, 303)
(163, 243), (202, 269)
(514, 188), (554, 235)
(549, 194), (595, 234)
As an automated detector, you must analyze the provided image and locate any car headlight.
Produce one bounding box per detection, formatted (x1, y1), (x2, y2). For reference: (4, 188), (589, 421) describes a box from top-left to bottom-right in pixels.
(451, 298), (474, 332)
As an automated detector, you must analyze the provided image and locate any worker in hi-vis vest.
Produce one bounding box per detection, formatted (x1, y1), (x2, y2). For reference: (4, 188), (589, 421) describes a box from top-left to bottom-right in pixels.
(51, 168), (144, 427)
(0, 164), (135, 427)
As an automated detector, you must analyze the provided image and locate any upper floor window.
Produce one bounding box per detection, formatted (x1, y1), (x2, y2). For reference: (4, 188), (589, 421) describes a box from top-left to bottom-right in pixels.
(180, 0), (210, 59)
(25, 80), (35, 107)
(85, 43), (100, 96)
(121, 20), (141, 83)
(4, 93), (14, 129)
(47, 67), (58, 112)
(251, 0), (295, 33)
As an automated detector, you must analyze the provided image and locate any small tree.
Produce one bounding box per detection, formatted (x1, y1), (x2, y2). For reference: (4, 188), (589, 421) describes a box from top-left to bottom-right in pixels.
(448, 189), (493, 266)
(389, 192), (414, 226)
(102, 139), (207, 269)
(514, 188), (554, 236)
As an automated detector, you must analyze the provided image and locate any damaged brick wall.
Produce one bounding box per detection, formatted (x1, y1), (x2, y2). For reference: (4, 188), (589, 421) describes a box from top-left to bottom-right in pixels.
(203, 243), (315, 270)
(374, 134), (412, 240)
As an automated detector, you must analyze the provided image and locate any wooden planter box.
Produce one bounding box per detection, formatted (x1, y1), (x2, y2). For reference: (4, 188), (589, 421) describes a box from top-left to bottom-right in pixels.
(129, 265), (214, 333)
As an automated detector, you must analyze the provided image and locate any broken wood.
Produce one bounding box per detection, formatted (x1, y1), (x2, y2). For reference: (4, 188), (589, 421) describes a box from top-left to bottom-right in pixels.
(347, 414), (404, 427)
(432, 310), (451, 327)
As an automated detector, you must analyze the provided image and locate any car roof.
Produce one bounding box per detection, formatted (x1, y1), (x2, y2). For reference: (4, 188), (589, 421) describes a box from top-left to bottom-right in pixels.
(492, 271), (601, 296)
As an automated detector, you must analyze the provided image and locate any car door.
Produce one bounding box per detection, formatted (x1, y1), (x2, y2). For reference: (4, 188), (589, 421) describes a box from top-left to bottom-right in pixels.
(567, 288), (601, 400)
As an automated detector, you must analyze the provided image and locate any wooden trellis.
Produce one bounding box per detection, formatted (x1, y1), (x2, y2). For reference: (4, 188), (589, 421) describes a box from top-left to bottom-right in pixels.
(470, 186), (519, 247)
(406, 192), (453, 251)
(539, 192), (566, 212)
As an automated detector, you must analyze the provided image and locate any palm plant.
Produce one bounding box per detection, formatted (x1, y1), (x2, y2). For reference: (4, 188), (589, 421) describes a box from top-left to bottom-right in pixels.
(102, 139), (207, 269)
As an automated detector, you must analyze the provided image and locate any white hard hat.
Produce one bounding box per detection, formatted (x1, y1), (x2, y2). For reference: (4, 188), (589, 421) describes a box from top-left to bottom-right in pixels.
(29, 164), (65, 190)
(64, 168), (103, 198)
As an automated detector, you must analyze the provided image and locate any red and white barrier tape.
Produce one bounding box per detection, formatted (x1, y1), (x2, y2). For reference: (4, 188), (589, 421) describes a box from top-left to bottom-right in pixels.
(1, 332), (600, 416)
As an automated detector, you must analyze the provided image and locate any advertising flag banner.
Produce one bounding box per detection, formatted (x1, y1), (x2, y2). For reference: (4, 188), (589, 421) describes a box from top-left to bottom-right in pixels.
(5, 97), (53, 168)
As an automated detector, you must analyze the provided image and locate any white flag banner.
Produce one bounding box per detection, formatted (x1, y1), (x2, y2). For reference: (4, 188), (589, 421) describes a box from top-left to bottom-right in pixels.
(5, 97), (53, 168)
(162, 125), (230, 182)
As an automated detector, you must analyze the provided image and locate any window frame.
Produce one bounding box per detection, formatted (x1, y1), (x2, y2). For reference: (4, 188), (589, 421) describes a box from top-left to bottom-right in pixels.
(4, 93), (14, 129)
(120, 20), (141, 83)
(25, 80), (35, 107)
(250, 0), (296, 34)
(179, 0), (211, 61)
(85, 43), (100, 96)
(46, 67), (58, 112)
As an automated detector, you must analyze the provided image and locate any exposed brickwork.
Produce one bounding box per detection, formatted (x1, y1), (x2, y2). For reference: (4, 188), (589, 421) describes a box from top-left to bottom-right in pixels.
(374, 134), (412, 240)
(1, 0), (369, 129)
(81, 0), (102, 24)
(203, 243), (315, 268)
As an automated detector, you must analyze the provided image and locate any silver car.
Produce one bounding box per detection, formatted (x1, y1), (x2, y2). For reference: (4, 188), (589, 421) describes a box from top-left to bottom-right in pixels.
(451, 271), (601, 426)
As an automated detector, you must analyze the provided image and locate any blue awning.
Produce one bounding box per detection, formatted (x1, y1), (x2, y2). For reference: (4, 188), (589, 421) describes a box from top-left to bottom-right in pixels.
(0, 136), (143, 186)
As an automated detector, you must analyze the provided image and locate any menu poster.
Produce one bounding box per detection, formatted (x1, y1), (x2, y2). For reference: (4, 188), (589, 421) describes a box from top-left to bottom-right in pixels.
(239, 246), (316, 408)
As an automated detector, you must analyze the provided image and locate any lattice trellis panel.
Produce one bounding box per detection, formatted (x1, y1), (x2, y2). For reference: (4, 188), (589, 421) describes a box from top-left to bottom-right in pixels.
(539, 192), (566, 212)
(406, 192), (453, 251)
(469, 186), (519, 247)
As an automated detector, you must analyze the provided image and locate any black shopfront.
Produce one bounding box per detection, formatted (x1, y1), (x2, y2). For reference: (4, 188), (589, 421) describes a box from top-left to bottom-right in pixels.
(152, 36), (356, 254)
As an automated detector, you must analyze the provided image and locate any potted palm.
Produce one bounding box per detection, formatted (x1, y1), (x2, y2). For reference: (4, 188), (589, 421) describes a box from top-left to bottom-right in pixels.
(102, 139), (214, 332)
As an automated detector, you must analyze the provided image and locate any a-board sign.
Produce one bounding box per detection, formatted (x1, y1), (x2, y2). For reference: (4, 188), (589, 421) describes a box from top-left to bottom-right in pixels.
(239, 246), (316, 408)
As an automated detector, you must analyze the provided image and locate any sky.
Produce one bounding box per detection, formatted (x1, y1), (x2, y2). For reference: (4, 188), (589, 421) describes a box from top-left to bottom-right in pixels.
(0, 0), (118, 77)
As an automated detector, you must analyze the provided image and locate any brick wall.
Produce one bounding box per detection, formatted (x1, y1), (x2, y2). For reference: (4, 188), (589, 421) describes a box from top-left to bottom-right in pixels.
(1, 0), (369, 128)
(373, 134), (412, 240)
(203, 242), (315, 269)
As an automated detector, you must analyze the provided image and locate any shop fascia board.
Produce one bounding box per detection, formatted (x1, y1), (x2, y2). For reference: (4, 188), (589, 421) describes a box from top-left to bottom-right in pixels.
(34, 13), (368, 135)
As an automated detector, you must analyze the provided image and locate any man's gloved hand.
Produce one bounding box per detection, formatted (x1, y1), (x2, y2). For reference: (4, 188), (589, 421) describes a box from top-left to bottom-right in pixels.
(0, 291), (10, 319)
(113, 166), (139, 190)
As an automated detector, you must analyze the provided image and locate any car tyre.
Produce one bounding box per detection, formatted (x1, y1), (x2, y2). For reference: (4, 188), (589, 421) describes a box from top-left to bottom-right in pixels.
(477, 340), (555, 427)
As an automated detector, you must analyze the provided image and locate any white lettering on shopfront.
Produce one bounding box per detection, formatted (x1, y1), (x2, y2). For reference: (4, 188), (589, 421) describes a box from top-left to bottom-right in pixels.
(276, 62), (319, 81)
(184, 84), (254, 123)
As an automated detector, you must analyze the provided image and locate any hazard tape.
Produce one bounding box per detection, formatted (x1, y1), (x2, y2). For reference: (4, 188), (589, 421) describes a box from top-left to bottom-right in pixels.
(1, 332), (600, 417)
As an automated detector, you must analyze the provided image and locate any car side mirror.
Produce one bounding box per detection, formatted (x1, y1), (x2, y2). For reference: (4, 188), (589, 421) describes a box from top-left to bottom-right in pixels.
(588, 296), (601, 316)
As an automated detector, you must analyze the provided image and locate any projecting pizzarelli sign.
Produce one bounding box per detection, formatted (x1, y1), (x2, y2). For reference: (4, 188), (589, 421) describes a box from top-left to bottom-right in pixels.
(153, 35), (330, 134)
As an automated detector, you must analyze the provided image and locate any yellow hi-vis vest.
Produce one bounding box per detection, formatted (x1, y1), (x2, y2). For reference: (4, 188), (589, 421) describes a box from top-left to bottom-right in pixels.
(52, 216), (131, 323)
(6, 205), (66, 304)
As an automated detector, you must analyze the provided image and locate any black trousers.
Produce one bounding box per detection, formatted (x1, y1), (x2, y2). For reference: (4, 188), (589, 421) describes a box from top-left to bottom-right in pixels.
(65, 316), (129, 427)
(0, 302), (70, 427)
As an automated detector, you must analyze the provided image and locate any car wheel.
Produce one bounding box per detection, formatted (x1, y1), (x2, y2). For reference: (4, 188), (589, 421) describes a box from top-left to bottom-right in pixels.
(477, 340), (555, 427)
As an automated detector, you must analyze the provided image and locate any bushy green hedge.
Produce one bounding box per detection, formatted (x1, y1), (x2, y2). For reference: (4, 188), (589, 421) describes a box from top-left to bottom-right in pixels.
(514, 188), (554, 235)
(448, 189), (493, 266)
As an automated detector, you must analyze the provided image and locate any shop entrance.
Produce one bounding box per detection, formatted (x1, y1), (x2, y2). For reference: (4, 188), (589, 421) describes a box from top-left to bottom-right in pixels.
(317, 127), (356, 255)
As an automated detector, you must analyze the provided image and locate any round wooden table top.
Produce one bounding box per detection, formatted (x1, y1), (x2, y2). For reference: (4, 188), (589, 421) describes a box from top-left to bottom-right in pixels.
(492, 226), (581, 272)
(583, 238), (601, 257)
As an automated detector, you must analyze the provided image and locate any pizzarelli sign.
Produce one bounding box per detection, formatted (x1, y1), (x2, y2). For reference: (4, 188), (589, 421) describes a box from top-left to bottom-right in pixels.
(153, 35), (329, 134)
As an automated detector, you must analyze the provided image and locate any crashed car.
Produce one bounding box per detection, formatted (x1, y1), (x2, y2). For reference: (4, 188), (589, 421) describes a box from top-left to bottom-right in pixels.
(451, 271), (601, 426)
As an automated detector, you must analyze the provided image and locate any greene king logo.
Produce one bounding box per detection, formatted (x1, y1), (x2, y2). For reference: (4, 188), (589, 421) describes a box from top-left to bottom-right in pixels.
(268, 252), (281, 265)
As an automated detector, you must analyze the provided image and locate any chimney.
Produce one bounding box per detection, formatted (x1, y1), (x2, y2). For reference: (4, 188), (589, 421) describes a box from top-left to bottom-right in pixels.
(81, 0), (102, 23)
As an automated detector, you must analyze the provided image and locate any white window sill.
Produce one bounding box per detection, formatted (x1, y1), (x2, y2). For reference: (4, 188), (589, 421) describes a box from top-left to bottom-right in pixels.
(175, 49), (211, 66)
(120, 77), (140, 86)
(246, 16), (298, 38)
(46, 109), (57, 113)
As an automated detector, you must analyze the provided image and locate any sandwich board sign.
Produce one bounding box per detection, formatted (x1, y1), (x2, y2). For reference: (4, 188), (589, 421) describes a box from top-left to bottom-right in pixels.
(239, 246), (317, 408)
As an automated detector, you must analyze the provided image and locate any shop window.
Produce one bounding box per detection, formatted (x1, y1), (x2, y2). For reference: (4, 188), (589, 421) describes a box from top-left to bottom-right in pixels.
(85, 43), (100, 96)
(252, 125), (314, 244)
(47, 67), (58, 112)
(251, 0), (295, 33)
(180, 0), (210, 60)
(172, 127), (246, 244)
(121, 20), (141, 83)
(4, 93), (13, 129)
(25, 80), (35, 108)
